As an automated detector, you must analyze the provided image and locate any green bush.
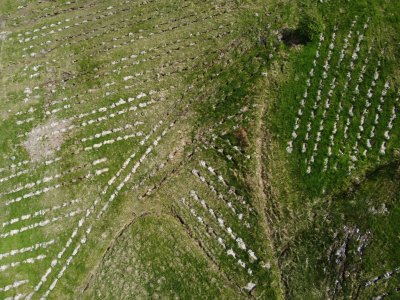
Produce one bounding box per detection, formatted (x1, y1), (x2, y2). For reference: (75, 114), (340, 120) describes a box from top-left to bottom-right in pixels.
(297, 12), (324, 42)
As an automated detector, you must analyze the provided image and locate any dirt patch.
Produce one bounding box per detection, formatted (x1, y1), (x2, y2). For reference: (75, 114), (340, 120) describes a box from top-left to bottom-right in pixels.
(24, 118), (71, 162)
(0, 31), (9, 41)
(235, 127), (250, 148)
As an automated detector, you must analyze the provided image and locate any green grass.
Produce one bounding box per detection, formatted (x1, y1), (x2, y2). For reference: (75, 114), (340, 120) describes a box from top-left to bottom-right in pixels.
(269, 0), (400, 196)
(0, 0), (399, 299)
(85, 214), (242, 299)
(261, 1), (400, 298)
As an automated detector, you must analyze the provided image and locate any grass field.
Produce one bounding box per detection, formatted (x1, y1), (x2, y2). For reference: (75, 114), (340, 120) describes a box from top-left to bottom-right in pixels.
(0, 0), (399, 299)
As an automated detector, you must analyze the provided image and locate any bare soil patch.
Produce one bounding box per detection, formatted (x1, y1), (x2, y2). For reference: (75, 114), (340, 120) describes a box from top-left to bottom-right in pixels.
(24, 118), (71, 162)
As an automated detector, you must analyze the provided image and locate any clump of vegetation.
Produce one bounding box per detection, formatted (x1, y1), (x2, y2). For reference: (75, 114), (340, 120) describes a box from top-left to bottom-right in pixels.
(77, 54), (101, 87)
(77, 55), (98, 74)
(297, 11), (324, 42)
(282, 12), (323, 46)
